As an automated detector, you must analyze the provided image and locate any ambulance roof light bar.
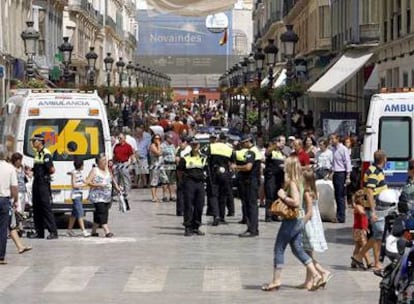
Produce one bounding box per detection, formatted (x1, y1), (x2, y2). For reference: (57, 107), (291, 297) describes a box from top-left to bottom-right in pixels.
(29, 89), (97, 94)
(379, 87), (414, 93)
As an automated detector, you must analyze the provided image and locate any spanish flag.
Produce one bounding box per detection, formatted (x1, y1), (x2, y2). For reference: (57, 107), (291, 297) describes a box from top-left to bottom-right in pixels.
(219, 29), (228, 46)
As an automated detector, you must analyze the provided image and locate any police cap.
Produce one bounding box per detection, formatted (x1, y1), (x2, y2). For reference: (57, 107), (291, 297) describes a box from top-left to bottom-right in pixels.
(219, 132), (227, 140)
(31, 134), (45, 142)
(240, 134), (252, 143)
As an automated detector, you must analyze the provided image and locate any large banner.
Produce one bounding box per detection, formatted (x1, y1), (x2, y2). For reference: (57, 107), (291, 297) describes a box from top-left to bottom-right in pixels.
(137, 10), (233, 74)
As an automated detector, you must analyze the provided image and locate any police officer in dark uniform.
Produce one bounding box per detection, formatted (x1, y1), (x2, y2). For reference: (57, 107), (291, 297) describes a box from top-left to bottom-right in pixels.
(204, 133), (217, 217)
(264, 136), (285, 222)
(234, 143), (248, 224)
(177, 138), (206, 236)
(30, 134), (58, 239)
(207, 132), (234, 226)
(232, 135), (261, 237)
(175, 136), (191, 216)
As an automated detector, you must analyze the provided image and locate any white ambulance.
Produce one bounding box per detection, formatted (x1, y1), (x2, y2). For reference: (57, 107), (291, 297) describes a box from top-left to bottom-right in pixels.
(362, 89), (414, 188)
(0, 89), (112, 213)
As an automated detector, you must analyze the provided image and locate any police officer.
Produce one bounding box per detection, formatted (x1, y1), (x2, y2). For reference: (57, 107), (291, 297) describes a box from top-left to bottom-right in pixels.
(30, 134), (58, 239)
(204, 133), (217, 217)
(232, 135), (261, 237)
(177, 138), (206, 236)
(234, 142), (248, 224)
(264, 136), (285, 222)
(207, 132), (234, 226)
(175, 136), (192, 216)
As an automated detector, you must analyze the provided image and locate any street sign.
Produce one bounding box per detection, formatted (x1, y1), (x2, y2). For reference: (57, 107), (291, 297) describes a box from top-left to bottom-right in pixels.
(0, 65), (5, 78)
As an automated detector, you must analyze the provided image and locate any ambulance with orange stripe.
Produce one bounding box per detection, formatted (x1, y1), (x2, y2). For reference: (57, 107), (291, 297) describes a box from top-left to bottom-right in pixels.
(0, 89), (112, 213)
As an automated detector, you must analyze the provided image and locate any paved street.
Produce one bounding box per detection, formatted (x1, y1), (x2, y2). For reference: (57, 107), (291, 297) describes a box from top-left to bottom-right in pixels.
(1, 189), (380, 304)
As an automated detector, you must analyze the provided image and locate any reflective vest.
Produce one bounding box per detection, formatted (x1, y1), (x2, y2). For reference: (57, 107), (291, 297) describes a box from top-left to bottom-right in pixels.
(271, 150), (285, 161)
(184, 155), (206, 169)
(210, 142), (233, 158)
(34, 148), (52, 165)
(249, 146), (262, 161)
(235, 148), (248, 163)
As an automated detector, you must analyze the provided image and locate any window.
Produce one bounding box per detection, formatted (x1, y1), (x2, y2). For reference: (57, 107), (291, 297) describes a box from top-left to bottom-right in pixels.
(384, 21), (388, 42)
(380, 77), (386, 88)
(24, 119), (105, 161)
(319, 5), (330, 38)
(408, 9), (411, 34)
(403, 72), (409, 87)
(393, 67), (400, 87)
(379, 117), (411, 160)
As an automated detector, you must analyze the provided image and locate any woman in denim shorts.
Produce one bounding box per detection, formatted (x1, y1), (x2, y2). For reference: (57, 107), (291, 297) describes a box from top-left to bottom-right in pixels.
(67, 159), (90, 237)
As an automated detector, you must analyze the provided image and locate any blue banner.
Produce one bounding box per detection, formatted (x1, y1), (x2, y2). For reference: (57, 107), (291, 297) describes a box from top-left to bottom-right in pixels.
(137, 10), (232, 56)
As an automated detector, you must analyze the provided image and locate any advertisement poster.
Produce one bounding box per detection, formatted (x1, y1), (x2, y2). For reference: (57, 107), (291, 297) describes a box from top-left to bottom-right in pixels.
(320, 112), (359, 137)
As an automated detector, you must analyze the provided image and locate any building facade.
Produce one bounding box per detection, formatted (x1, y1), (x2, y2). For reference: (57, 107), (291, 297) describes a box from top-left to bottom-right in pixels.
(377, 0), (414, 89)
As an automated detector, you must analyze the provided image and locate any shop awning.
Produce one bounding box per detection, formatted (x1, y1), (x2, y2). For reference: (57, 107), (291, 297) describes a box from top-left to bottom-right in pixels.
(364, 64), (379, 92)
(308, 51), (374, 97)
(273, 69), (286, 88)
(260, 69), (281, 88)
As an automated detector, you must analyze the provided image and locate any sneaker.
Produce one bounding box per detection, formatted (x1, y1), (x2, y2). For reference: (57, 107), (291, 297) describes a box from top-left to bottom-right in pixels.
(66, 230), (76, 237)
(82, 230), (91, 237)
(162, 197), (169, 202)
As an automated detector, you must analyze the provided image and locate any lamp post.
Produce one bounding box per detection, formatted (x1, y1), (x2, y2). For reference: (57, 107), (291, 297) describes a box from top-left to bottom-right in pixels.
(280, 24), (299, 137)
(135, 64), (140, 87)
(264, 39), (279, 135)
(21, 21), (40, 81)
(85, 46), (98, 86)
(103, 52), (114, 106)
(59, 37), (73, 83)
(241, 57), (248, 128)
(116, 57), (125, 108)
(254, 47), (265, 134)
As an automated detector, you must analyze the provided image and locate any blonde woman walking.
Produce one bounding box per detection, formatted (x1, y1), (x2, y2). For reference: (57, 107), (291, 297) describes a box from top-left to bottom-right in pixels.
(262, 156), (323, 292)
(298, 168), (332, 289)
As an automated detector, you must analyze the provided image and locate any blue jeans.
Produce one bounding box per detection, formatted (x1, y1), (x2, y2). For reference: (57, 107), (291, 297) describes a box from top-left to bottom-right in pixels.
(0, 197), (10, 260)
(333, 171), (346, 222)
(274, 218), (312, 268)
(71, 196), (85, 219)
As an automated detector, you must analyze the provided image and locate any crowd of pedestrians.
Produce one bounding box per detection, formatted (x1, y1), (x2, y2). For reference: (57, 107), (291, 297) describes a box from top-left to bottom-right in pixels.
(0, 97), (401, 298)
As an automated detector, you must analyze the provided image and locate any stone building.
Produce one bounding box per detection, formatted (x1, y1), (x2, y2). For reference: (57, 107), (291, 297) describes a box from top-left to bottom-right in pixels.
(376, 0), (414, 89)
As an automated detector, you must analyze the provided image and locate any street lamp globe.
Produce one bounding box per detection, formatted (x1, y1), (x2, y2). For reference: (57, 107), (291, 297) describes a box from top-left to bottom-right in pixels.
(59, 37), (73, 64)
(116, 57), (125, 75)
(126, 61), (134, 77)
(104, 52), (114, 72)
(247, 53), (255, 74)
(254, 48), (265, 71)
(241, 57), (248, 75)
(21, 21), (40, 56)
(85, 46), (98, 70)
(264, 39), (278, 66)
(280, 24), (299, 58)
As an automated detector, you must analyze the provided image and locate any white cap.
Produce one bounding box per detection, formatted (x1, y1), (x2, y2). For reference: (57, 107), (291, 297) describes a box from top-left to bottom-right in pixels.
(288, 136), (295, 141)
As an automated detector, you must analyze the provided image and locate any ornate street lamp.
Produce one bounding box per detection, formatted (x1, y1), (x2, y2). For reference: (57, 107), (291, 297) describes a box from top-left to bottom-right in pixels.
(280, 24), (299, 137)
(116, 57), (125, 86)
(21, 21), (40, 80)
(264, 39), (279, 133)
(126, 61), (134, 88)
(135, 63), (141, 87)
(254, 47), (265, 134)
(103, 52), (114, 106)
(85, 46), (98, 86)
(59, 37), (73, 83)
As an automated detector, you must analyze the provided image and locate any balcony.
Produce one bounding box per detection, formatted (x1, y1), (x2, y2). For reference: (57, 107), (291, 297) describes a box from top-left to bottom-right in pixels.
(106, 15), (117, 32)
(67, 0), (101, 25)
(360, 23), (380, 43)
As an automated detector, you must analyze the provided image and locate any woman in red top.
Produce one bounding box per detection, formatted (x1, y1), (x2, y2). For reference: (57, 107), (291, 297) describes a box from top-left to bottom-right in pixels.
(351, 190), (371, 268)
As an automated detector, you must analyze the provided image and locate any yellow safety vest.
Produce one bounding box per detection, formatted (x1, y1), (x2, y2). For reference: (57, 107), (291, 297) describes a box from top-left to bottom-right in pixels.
(249, 146), (262, 161)
(210, 142), (233, 158)
(271, 150), (285, 161)
(184, 155), (206, 169)
(34, 148), (52, 164)
(235, 148), (248, 163)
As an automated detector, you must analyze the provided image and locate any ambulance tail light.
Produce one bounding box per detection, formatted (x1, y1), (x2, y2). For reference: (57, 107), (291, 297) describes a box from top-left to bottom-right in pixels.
(360, 161), (370, 188)
(28, 108), (40, 116)
(89, 109), (99, 116)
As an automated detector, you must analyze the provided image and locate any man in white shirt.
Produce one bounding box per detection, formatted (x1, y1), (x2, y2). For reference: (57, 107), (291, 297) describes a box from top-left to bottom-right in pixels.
(0, 145), (18, 264)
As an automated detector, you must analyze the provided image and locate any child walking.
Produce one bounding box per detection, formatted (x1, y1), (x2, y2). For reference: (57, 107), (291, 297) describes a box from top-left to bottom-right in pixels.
(351, 189), (371, 269)
(67, 159), (90, 237)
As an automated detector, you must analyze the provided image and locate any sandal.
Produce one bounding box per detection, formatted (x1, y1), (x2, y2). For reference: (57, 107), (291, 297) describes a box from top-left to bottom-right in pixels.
(105, 232), (114, 238)
(309, 275), (323, 291)
(295, 283), (310, 289)
(261, 283), (281, 291)
(320, 272), (333, 288)
(351, 257), (366, 270)
(18, 247), (32, 254)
